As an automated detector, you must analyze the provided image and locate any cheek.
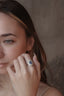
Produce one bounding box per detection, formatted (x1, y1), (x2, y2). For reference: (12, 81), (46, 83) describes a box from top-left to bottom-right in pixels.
(4, 43), (27, 61)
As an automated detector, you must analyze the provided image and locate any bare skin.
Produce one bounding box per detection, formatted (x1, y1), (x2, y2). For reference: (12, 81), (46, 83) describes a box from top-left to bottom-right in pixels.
(0, 12), (34, 74)
(0, 13), (40, 96)
(0, 12), (62, 96)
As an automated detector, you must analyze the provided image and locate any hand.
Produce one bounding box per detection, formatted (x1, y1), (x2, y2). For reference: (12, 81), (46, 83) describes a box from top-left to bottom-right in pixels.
(7, 53), (41, 96)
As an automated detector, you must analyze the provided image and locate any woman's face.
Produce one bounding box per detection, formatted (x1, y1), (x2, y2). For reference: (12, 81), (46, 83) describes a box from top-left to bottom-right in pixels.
(0, 13), (33, 74)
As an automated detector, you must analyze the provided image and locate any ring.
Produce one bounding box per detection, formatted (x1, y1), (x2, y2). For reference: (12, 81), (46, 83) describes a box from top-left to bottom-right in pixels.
(27, 60), (33, 66)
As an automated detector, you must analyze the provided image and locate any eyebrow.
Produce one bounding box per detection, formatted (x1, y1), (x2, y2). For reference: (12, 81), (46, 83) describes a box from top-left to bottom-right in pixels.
(0, 33), (16, 37)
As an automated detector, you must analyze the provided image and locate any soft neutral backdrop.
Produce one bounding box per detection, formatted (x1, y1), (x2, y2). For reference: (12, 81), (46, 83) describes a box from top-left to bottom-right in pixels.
(17, 0), (64, 95)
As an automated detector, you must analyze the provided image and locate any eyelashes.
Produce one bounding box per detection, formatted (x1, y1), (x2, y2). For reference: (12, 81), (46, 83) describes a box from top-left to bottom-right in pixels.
(3, 40), (15, 44)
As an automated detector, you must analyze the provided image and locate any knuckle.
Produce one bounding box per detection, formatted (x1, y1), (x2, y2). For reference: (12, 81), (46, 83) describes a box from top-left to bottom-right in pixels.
(18, 55), (23, 61)
(22, 53), (30, 58)
(18, 55), (22, 59)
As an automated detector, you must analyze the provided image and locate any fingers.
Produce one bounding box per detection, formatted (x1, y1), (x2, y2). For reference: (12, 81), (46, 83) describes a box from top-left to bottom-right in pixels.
(22, 53), (41, 79)
(22, 54), (33, 66)
(33, 54), (41, 79)
(22, 54), (36, 75)
(7, 66), (15, 81)
(13, 59), (20, 74)
(18, 55), (27, 73)
(7, 53), (41, 80)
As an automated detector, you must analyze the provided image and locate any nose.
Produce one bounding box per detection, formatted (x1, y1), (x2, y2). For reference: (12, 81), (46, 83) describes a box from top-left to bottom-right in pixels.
(0, 45), (5, 58)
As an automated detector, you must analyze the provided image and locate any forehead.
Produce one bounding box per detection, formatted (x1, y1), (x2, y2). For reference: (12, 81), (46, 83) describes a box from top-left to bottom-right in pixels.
(0, 12), (19, 30)
(0, 12), (26, 36)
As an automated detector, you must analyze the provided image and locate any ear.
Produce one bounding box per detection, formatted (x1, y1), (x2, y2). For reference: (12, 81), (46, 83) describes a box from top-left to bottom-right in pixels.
(26, 36), (34, 51)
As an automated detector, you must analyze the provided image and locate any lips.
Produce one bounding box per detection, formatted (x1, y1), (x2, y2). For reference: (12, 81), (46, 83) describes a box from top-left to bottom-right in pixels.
(0, 63), (8, 68)
(0, 63), (7, 65)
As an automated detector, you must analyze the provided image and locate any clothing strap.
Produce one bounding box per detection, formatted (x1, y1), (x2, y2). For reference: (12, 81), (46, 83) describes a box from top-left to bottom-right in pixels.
(40, 86), (50, 96)
(37, 82), (50, 96)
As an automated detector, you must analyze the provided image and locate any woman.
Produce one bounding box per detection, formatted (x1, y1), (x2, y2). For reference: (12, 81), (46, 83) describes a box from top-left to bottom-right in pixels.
(0, 0), (62, 96)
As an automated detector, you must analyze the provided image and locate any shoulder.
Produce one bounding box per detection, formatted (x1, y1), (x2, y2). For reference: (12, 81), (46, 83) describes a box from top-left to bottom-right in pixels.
(43, 87), (63, 96)
(37, 82), (63, 96)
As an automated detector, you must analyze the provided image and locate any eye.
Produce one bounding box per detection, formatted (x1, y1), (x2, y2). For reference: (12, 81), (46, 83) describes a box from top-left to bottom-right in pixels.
(3, 40), (15, 44)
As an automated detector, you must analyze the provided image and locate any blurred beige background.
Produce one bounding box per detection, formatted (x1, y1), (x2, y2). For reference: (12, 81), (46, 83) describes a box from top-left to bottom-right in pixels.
(17, 0), (64, 95)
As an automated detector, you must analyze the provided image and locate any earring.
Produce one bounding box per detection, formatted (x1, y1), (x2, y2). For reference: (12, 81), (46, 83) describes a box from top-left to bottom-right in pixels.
(26, 51), (29, 53)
